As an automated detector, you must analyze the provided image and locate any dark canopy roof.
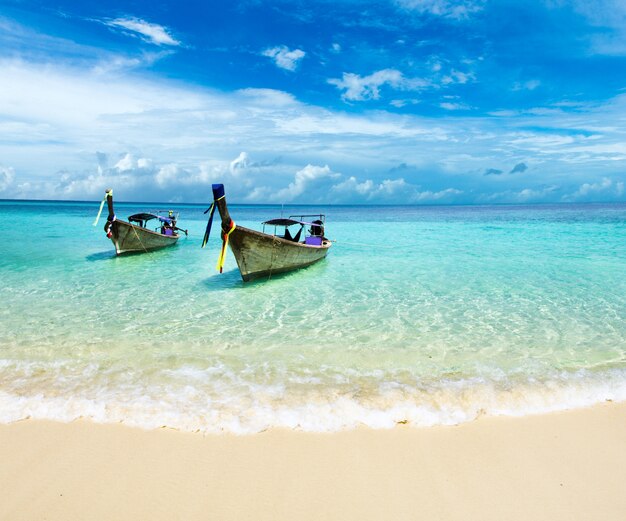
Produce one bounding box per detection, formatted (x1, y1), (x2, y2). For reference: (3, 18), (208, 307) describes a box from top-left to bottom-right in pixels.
(262, 218), (303, 226)
(129, 213), (174, 224)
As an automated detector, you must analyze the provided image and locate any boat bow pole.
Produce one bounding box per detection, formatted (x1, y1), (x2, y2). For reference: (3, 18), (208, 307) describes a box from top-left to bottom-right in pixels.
(93, 189), (116, 238)
(202, 183), (236, 273)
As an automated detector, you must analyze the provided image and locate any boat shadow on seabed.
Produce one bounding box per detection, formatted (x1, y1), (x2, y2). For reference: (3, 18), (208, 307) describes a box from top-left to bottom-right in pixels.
(201, 260), (330, 291)
(85, 246), (180, 263)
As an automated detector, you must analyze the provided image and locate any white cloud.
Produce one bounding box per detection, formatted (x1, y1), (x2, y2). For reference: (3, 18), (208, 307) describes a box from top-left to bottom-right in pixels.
(440, 101), (471, 110)
(395, 0), (486, 20)
(2, 56), (626, 204)
(330, 175), (462, 203)
(390, 98), (421, 108)
(332, 176), (376, 196)
(137, 157), (152, 169)
(516, 186), (557, 201)
(0, 59), (207, 128)
(564, 0), (626, 55)
(414, 187), (463, 200)
(508, 133), (576, 149)
(441, 69), (474, 85)
(262, 46), (306, 71)
(569, 177), (624, 200)
(512, 79), (541, 91)
(230, 152), (250, 174)
(276, 111), (435, 138)
(328, 69), (430, 101)
(111, 153), (152, 173)
(480, 185), (560, 203)
(155, 163), (181, 187)
(273, 164), (339, 201)
(237, 88), (298, 107)
(0, 166), (15, 192)
(105, 17), (181, 47)
(91, 51), (173, 75)
(378, 178), (410, 195)
(114, 153), (136, 172)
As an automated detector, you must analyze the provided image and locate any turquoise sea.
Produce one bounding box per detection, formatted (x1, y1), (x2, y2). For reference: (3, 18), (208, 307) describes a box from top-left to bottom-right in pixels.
(1, 199), (625, 433)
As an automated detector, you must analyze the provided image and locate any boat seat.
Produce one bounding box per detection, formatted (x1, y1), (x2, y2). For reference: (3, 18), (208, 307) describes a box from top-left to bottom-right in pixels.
(305, 236), (323, 246)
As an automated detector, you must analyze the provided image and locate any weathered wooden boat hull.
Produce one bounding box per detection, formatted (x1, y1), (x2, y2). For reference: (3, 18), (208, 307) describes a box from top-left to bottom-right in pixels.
(228, 225), (331, 281)
(110, 219), (178, 255)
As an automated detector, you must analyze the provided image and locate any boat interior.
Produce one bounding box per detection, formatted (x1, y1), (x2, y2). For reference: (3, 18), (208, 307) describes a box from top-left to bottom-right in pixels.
(262, 214), (326, 245)
(128, 211), (180, 235)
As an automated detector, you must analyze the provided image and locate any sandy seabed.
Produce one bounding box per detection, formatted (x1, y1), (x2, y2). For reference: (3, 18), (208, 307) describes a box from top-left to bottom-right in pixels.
(1, 401), (625, 521)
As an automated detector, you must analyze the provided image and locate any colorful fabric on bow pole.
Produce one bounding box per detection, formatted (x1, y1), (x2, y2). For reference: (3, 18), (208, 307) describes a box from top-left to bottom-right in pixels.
(93, 189), (112, 226)
(201, 194), (225, 249)
(201, 202), (216, 248)
(216, 219), (236, 273)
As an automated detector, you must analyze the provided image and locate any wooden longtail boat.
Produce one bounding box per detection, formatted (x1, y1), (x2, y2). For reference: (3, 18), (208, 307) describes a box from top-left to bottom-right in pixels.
(94, 189), (186, 255)
(204, 184), (332, 281)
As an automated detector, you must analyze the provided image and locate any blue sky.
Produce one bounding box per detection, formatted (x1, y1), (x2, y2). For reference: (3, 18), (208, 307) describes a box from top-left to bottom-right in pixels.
(1, 0), (626, 203)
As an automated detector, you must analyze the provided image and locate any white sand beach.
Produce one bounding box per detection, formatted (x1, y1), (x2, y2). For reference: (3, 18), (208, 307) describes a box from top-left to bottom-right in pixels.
(1, 401), (625, 521)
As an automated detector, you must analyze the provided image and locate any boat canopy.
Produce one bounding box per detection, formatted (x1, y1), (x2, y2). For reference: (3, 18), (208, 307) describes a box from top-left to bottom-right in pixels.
(262, 218), (303, 227)
(128, 213), (175, 224)
(263, 216), (324, 227)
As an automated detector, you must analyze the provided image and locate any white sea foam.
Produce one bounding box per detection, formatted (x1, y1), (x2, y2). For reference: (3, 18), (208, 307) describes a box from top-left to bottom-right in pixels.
(1, 362), (625, 434)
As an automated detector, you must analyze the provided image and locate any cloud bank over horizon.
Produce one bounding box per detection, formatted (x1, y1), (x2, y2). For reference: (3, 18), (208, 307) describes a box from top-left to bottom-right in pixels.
(1, 1), (626, 204)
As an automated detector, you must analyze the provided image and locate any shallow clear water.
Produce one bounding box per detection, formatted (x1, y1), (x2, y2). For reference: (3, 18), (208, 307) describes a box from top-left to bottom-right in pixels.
(1, 200), (625, 433)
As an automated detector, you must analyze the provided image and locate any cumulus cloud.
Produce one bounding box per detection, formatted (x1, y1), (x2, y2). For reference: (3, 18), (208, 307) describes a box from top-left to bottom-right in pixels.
(516, 185), (559, 201)
(262, 46), (306, 71)
(484, 168), (503, 176)
(0, 166), (15, 191)
(328, 69), (430, 101)
(480, 185), (560, 203)
(576, 177), (612, 196)
(273, 164), (339, 202)
(331, 176), (376, 197)
(155, 163), (181, 187)
(105, 17), (181, 46)
(414, 187), (463, 201)
(330, 175), (462, 203)
(114, 153), (136, 172)
(330, 176), (413, 201)
(230, 152), (250, 174)
(567, 177), (624, 200)
(73, 153), (351, 204)
(329, 65), (473, 102)
(3, 52), (626, 205)
(510, 162), (528, 174)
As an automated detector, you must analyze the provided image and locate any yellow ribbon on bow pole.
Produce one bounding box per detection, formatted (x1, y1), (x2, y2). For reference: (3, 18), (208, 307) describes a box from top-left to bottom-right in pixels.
(216, 220), (236, 273)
